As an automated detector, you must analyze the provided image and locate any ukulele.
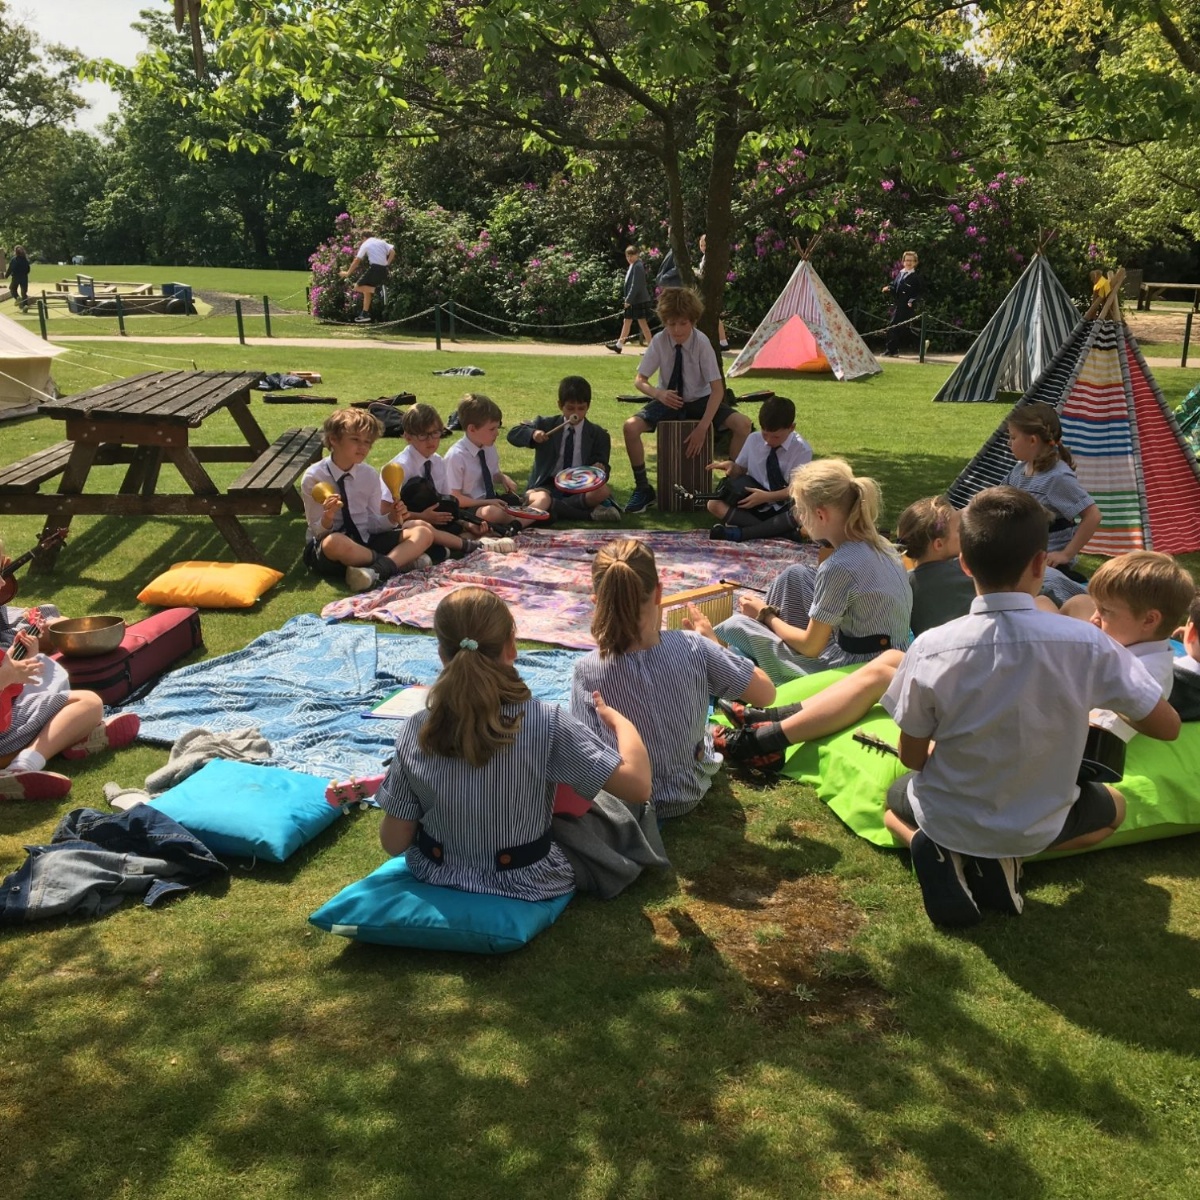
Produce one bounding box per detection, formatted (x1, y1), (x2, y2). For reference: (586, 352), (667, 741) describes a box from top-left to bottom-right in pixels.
(0, 608), (46, 732)
(853, 730), (900, 757)
(0, 527), (69, 605)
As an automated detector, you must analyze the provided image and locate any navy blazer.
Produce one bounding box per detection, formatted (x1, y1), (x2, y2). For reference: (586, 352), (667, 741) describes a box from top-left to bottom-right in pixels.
(507, 415), (612, 491)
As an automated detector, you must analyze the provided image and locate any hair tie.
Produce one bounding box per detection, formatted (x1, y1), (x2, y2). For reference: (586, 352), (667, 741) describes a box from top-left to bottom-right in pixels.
(459, 638), (478, 651)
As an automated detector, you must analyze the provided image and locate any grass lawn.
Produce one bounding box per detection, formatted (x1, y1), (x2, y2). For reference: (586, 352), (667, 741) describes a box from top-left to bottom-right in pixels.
(2, 344), (1199, 1199)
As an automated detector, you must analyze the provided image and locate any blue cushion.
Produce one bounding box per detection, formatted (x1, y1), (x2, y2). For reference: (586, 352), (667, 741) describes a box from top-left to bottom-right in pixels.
(308, 855), (573, 953)
(149, 759), (341, 863)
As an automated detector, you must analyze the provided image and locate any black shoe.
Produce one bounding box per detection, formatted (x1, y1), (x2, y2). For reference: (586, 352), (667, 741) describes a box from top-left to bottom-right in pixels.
(710, 524), (743, 541)
(715, 698), (804, 728)
(963, 856), (1024, 916)
(711, 723), (784, 771)
(605, 341), (623, 354)
(910, 831), (981, 928)
(624, 486), (656, 515)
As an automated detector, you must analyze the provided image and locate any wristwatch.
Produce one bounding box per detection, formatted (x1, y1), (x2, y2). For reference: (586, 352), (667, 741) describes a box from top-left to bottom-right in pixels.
(757, 604), (780, 628)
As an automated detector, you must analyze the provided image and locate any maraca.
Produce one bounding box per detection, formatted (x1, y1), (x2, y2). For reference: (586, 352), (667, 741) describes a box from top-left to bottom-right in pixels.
(311, 481), (337, 505)
(381, 462), (405, 498)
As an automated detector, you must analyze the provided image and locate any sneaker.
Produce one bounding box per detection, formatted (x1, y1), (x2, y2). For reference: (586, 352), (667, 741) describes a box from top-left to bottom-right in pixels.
(345, 565), (380, 592)
(715, 698), (804, 728)
(963, 856), (1024, 916)
(0, 769), (73, 802)
(909, 830), (981, 928)
(591, 502), (622, 523)
(711, 723), (785, 772)
(709, 524), (742, 541)
(720, 342), (731, 352)
(61, 713), (142, 761)
(605, 341), (623, 354)
(624, 486), (656, 515)
(478, 537), (517, 553)
(410, 553), (433, 572)
(490, 521), (521, 538)
(354, 313), (372, 324)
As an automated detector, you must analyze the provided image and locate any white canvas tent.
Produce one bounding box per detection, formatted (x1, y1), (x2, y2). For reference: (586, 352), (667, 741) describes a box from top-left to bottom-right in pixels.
(728, 257), (880, 381)
(0, 312), (61, 417)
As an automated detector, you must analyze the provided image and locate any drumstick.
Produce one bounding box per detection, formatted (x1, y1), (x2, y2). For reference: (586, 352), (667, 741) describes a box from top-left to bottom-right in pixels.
(544, 413), (583, 437)
(720, 578), (768, 594)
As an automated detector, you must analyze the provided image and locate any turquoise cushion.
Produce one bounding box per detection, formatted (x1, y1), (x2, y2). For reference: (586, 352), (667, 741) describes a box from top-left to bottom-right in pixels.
(308, 855), (573, 953)
(149, 759), (341, 863)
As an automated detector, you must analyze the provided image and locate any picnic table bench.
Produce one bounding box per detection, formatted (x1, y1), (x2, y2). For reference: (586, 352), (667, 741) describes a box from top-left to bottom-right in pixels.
(0, 370), (323, 569)
(1137, 281), (1200, 312)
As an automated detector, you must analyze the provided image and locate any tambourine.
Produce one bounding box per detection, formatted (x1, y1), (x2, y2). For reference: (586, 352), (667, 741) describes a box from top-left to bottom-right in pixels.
(501, 502), (552, 522)
(554, 466), (607, 494)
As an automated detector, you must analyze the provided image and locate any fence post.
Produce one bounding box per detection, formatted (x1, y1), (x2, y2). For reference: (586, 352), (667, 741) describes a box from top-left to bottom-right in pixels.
(115, 294), (127, 337)
(37, 300), (48, 341)
(447, 299), (456, 341)
(434, 303), (443, 351)
(235, 299), (246, 345)
(918, 313), (926, 363)
(263, 296), (272, 338)
(1182, 311), (1193, 369)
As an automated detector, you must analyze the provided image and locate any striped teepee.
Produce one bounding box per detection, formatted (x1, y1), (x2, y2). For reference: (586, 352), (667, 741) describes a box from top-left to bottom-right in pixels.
(728, 258), (880, 381)
(933, 254), (1078, 403)
(946, 319), (1200, 554)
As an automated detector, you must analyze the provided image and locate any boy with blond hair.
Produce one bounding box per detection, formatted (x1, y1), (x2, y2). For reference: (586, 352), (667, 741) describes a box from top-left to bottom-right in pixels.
(301, 408), (434, 593)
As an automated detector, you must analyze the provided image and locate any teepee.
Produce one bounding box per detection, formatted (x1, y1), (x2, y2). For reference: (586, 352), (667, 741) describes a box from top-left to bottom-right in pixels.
(947, 307), (1200, 554)
(933, 253), (1078, 403)
(0, 312), (62, 417)
(728, 248), (880, 381)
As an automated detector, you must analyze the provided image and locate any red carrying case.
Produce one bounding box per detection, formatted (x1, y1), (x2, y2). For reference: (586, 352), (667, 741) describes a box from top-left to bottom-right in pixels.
(53, 607), (203, 705)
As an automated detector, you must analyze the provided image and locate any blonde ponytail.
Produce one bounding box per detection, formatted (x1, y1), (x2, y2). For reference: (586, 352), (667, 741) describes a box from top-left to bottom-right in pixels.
(790, 458), (893, 555)
(590, 538), (659, 656)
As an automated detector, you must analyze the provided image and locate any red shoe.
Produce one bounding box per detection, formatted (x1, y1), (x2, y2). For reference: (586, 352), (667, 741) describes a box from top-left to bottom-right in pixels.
(325, 772), (387, 808)
(0, 770), (73, 801)
(60, 713), (142, 760)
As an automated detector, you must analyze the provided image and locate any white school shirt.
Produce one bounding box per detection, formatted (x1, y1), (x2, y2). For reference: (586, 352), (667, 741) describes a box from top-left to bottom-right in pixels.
(355, 236), (393, 266)
(881, 591), (1163, 858)
(1090, 639), (1175, 742)
(444, 434), (501, 499)
(637, 329), (720, 401)
(300, 457), (390, 542)
(390, 444), (449, 496)
(735, 431), (813, 507)
(1176, 652), (1200, 677)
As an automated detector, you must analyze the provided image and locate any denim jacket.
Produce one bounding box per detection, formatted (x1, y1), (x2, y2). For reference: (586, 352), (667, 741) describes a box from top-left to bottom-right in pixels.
(0, 805), (226, 924)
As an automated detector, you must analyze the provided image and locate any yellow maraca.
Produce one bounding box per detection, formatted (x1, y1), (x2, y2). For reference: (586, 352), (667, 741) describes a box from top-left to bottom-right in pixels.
(310, 481), (337, 505)
(381, 462), (405, 499)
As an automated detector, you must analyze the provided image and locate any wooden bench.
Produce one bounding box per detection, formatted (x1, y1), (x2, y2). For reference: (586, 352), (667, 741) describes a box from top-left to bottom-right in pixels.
(0, 442), (76, 492)
(227, 427), (323, 510)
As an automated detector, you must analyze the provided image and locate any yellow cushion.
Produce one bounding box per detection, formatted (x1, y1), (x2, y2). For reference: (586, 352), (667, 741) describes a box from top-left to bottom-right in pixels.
(138, 561), (283, 609)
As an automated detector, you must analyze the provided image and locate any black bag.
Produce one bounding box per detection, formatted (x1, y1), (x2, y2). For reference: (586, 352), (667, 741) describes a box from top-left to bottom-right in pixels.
(368, 401), (405, 437)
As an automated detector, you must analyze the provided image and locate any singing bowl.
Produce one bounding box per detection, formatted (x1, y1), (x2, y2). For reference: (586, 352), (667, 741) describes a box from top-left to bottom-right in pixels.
(46, 615), (126, 657)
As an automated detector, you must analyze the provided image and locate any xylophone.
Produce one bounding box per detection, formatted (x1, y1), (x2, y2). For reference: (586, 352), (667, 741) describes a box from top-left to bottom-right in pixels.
(657, 421), (713, 513)
(660, 582), (738, 630)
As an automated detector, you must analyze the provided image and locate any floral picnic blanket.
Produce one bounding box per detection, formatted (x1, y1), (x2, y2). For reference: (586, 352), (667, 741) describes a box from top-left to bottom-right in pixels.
(320, 528), (816, 649)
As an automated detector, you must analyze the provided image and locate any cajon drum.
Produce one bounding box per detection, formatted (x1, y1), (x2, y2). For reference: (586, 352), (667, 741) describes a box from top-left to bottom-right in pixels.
(661, 583), (738, 630)
(657, 421), (713, 512)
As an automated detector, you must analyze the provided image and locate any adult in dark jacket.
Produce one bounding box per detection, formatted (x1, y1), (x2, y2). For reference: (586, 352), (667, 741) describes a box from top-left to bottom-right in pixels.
(882, 249), (922, 356)
(6, 245), (30, 309)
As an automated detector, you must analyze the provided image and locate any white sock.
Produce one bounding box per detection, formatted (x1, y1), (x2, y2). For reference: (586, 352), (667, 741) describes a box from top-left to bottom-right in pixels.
(9, 749), (46, 772)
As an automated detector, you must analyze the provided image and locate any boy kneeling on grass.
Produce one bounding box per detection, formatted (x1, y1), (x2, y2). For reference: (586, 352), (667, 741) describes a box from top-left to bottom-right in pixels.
(879, 486), (1181, 929)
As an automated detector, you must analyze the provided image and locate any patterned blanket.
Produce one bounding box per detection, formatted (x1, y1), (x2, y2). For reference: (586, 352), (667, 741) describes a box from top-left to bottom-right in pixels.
(320, 529), (815, 649)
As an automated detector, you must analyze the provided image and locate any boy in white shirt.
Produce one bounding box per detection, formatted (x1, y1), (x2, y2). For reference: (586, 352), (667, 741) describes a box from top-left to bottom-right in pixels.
(1171, 593), (1200, 720)
(706, 394), (812, 541)
(881, 486), (1180, 929)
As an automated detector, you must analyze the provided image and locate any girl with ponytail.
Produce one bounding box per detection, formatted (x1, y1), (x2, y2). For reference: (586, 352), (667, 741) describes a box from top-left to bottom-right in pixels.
(570, 539), (776, 821)
(376, 586), (651, 899)
(713, 458), (912, 681)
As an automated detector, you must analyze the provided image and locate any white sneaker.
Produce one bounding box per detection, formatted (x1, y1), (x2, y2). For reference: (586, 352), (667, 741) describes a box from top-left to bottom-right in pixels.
(591, 503), (622, 523)
(410, 554), (433, 571)
(478, 537), (517, 554)
(353, 314), (372, 324)
(345, 565), (380, 593)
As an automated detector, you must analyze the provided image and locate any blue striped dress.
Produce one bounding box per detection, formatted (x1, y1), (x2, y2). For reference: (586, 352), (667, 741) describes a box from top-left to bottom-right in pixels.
(377, 699), (621, 900)
(0, 606), (70, 756)
(1005, 461), (1094, 559)
(716, 541), (913, 683)
(570, 630), (755, 820)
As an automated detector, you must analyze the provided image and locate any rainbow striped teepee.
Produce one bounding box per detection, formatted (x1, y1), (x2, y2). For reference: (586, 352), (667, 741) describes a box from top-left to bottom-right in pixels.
(947, 319), (1200, 554)
(728, 258), (880, 381)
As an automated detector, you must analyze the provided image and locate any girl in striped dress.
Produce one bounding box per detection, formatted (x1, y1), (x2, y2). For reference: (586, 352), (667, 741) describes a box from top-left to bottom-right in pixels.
(714, 458), (912, 683)
(1005, 404), (1101, 573)
(376, 586), (651, 900)
(570, 540), (776, 821)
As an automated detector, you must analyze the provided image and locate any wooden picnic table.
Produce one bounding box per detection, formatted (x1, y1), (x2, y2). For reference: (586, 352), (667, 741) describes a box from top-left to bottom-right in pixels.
(1137, 281), (1200, 311)
(0, 369), (323, 569)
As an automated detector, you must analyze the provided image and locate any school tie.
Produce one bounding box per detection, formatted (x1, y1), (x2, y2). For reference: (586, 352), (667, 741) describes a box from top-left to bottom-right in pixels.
(478, 448), (496, 498)
(562, 424), (576, 470)
(765, 446), (787, 492)
(423, 460), (434, 484)
(336, 473), (364, 543)
(667, 343), (684, 396)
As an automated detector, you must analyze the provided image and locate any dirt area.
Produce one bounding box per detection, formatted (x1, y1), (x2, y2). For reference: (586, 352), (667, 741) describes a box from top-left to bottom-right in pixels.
(649, 824), (894, 1031)
(1126, 309), (1191, 345)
